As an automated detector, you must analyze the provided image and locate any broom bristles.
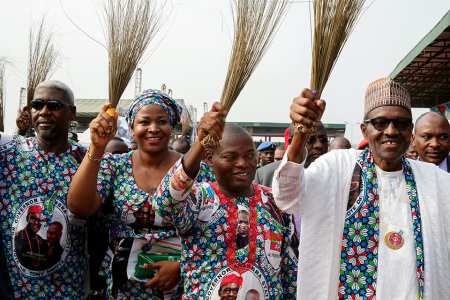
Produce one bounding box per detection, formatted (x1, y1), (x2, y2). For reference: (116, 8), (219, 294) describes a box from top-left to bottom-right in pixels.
(310, 0), (366, 97)
(220, 0), (289, 112)
(27, 18), (58, 106)
(201, 0), (288, 149)
(105, 0), (161, 107)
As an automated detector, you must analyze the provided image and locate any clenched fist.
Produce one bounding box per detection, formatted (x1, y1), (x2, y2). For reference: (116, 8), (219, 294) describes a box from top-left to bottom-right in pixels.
(290, 89), (326, 134)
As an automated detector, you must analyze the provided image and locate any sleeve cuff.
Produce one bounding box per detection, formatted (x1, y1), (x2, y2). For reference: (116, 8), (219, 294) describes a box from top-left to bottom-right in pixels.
(275, 149), (306, 179)
(169, 160), (195, 202)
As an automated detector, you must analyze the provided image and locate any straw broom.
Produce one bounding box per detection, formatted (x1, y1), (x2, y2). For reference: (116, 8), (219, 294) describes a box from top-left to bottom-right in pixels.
(296, 0), (366, 133)
(104, 0), (161, 117)
(19, 19), (57, 136)
(27, 18), (58, 107)
(201, 0), (289, 148)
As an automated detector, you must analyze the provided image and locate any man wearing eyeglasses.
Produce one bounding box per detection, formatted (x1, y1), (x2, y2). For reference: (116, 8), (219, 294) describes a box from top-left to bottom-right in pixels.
(0, 80), (88, 299)
(413, 111), (450, 171)
(273, 77), (450, 299)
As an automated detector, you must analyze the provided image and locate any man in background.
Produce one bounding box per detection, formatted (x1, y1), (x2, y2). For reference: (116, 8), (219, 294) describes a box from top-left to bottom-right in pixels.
(304, 122), (329, 168)
(274, 145), (286, 161)
(329, 136), (351, 150)
(257, 141), (275, 167)
(172, 136), (190, 154)
(104, 137), (129, 154)
(413, 111), (450, 171)
(255, 123), (328, 187)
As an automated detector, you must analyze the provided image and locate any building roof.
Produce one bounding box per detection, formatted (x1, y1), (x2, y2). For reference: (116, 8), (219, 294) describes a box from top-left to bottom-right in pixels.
(74, 98), (345, 136)
(390, 10), (450, 108)
(75, 98), (133, 118)
(231, 122), (345, 130)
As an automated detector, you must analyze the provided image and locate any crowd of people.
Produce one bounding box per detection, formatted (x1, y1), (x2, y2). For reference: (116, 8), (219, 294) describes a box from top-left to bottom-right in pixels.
(0, 76), (449, 300)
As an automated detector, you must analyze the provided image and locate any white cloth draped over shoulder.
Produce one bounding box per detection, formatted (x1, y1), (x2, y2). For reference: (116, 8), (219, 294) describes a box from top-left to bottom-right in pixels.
(273, 148), (450, 299)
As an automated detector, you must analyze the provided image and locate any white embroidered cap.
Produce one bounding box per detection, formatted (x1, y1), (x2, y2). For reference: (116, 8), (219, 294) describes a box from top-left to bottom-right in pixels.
(364, 77), (411, 116)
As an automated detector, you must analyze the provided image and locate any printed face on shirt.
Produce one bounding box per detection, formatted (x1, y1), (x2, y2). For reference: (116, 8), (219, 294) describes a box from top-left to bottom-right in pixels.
(413, 112), (450, 165)
(245, 289), (261, 300)
(361, 106), (412, 170)
(237, 210), (249, 236)
(236, 209), (250, 250)
(47, 222), (63, 245)
(212, 128), (257, 196)
(27, 212), (43, 234)
(13, 202), (68, 273)
(132, 104), (172, 154)
(129, 203), (154, 233)
(31, 87), (75, 142)
(218, 282), (240, 300)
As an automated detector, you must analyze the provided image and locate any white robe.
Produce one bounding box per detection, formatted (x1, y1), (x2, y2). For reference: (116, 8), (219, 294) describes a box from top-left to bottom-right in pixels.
(273, 148), (450, 299)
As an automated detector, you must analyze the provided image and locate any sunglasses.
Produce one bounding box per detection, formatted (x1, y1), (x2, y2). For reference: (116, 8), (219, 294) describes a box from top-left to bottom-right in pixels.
(364, 117), (412, 131)
(31, 99), (68, 111)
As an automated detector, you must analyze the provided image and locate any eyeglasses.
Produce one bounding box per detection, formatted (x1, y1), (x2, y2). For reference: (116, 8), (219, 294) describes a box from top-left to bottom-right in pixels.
(31, 99), (67, 111)
(364, 117), (412, 131)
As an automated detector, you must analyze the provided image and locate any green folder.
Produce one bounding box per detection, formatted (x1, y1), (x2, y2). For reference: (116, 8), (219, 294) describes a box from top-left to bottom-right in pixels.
(134, 252), (181, 279)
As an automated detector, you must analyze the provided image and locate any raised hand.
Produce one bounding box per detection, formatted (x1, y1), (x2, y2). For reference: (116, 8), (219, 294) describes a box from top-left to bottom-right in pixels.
(89, 104), (119, 151)
(16, 106), (32, 136)
(197, 102), (227, 144)
(288, 89), (326, 163)
(290, 89), (326, 133)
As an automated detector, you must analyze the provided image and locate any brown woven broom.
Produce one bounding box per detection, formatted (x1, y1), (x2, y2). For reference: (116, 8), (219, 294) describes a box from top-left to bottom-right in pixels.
(18, 18), (58, 136)
(201, 0), (289, 149)
(104, 0), (161, 117)
(296, 0), (366, 134)
(26, 18), (58, 107)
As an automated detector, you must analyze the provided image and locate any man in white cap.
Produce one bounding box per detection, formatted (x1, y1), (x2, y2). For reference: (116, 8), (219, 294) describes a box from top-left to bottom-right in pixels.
(273, 78), (450, 299)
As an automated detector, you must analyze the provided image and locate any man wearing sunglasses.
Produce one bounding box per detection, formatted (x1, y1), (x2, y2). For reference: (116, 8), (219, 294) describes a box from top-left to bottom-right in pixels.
(0, 80), (88, 299)
(273, 77), (450, 299)
(413, 111), (450, 171)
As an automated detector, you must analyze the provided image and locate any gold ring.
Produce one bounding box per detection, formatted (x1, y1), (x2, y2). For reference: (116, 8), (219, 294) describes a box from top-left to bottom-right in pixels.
(294, 122), (317, 135)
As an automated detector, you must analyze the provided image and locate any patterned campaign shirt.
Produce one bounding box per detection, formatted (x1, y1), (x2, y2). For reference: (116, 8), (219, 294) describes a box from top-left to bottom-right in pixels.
(155, 159), (298, 300)
(0, 135), (87, 300)
(98, 152), (204, 299)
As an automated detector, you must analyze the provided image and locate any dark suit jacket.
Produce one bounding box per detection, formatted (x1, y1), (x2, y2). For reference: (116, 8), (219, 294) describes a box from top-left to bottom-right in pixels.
(255, 160), (282, 188)
(447, 156), (450, 173)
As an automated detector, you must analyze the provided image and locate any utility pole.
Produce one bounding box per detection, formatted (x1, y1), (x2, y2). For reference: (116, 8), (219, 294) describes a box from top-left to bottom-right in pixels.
(134, 68), (142, 97)
(19, 87), (26, 113)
